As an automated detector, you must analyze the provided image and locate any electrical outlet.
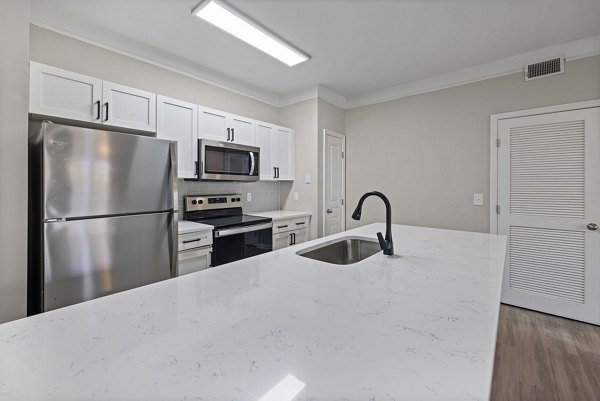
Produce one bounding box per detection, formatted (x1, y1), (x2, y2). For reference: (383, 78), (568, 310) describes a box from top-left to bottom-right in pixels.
(293, 192), (299, 201)
(305, 174), (311, 184)
(473, 193), (484, 206)
(247, 192), (252, 202)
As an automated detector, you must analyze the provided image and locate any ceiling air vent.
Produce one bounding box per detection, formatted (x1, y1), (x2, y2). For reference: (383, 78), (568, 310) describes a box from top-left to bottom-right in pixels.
(524, 57), (564, 81)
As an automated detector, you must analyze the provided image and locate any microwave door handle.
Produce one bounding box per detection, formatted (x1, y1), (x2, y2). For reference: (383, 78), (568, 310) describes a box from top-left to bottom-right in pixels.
(249, 151), (255, 175)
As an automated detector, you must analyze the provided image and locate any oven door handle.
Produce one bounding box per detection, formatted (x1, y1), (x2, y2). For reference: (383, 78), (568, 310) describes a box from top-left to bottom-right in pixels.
(249, 151), (255, 176)
(214, 222), (272, 237)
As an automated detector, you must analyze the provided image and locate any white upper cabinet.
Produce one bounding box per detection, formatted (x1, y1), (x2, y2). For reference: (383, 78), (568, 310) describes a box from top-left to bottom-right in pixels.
(198, 107), (255, 146)
(30, 62), (156, 132)
(256, 122), (275, 179)
(30, 62), (102, 123)
(198, 107), (229, 142)
(228, 114), (256, 145)
(156, 95), (198, 179)
(102, 81), (156, 132)
(274, 126), (294, 181)
(256, 121), (294, 181)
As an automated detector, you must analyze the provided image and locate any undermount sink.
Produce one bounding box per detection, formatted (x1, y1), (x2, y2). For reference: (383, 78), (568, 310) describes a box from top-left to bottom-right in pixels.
(296, 236), (381, 265)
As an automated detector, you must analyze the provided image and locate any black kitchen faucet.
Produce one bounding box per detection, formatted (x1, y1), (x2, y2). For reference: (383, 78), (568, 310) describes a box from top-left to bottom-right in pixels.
(351, 191), (394, 256)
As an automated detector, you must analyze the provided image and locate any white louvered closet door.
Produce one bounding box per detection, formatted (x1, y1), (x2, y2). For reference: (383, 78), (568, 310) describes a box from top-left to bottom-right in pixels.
(498, 107), (600, 325)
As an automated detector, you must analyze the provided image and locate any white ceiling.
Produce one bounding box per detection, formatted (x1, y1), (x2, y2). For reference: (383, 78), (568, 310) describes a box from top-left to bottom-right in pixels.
(30, 0), (600, 107)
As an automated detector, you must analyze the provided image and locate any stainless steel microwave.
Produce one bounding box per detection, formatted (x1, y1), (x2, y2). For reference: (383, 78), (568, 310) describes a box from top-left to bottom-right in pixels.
(198, 139), (260, 181)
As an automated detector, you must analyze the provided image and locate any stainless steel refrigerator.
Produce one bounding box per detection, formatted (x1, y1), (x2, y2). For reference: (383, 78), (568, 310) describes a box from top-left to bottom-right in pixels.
(28, 121), (178, 314)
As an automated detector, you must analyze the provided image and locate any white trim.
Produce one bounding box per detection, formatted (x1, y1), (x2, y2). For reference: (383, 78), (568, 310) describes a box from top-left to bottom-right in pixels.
(279, 85), (347, 108)
(30, 19), (600, 110)
(322, 129), (346, 236)
(489, 99), (600, 234)
(279, 87), (319, 108)
(29, 20), (281, 107)
(346, 35), (600, 109)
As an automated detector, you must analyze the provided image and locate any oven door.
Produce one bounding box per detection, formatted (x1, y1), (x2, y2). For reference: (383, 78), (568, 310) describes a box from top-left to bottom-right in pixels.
(199, 139), (259, 181)
(212, 222), (272, 266)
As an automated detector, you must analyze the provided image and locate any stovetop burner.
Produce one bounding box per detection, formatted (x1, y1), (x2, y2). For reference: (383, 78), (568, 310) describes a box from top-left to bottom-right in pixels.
(183, 194), (271, 229)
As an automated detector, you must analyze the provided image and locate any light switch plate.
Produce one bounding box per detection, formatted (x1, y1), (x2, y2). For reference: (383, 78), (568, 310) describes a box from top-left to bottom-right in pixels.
(473, 193), (484, 206)
(293, 192), (299, 201)
(305, 174), (311, 184)
(247, 192), (252, 202)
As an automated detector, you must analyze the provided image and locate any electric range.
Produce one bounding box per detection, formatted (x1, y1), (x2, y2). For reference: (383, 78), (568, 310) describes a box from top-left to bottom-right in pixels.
(184, 194), (272, 266)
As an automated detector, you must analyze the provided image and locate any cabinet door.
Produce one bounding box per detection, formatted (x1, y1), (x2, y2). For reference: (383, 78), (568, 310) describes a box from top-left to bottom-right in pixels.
(292, 228), (309, 245)
(157, 95), (198, 179)
(199, 107), (228, 142)
(256, 122), (275, 180)
(229, 114), (256, 145)
(102, 81), (156, 131)
(30, 62), (102, 123)
(178, 247), (212, 276)
(275, 126), (295, 180)
(273, 232), (292, 250)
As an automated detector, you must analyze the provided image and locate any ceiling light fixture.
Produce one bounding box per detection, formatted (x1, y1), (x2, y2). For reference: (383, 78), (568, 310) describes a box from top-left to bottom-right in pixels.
(192, 0), (310, 67)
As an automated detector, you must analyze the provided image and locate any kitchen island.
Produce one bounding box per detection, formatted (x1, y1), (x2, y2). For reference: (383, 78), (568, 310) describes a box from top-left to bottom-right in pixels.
(0, 223), (506, 401)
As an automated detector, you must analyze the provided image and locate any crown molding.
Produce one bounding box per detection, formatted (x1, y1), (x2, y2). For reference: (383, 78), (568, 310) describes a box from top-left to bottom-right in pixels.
(345, 34), (600, 109)
(279, 85), (347, 108)
(29, 20), (282, 107)
(29, 20), (600, 111)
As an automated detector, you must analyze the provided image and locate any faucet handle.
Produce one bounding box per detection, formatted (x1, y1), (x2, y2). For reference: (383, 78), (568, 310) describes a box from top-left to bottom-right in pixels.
(376, 232), (389, 251)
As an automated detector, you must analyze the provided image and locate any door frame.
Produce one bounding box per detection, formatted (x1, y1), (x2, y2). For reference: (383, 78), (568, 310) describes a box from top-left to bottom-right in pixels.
(489, 99), (600, 234)
(322, 129), (346, 236)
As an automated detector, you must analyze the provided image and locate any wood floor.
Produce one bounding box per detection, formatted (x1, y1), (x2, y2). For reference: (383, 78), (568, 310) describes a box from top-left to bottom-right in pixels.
(491, 305), (600, 401)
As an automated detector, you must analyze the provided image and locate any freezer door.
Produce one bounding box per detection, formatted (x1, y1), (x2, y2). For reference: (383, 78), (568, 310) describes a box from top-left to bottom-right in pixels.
(43, 212), (174, 311)
(42, 123), (174, 219)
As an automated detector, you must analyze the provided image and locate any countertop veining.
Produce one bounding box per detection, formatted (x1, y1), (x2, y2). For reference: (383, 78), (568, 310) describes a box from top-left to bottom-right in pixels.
(0, 223), (506, 400)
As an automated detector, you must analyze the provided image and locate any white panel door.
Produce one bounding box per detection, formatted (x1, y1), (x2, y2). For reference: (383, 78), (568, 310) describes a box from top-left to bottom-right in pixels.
(323, 130), (346, 236)
(229, 114), (256, 145)
(275, 126), (294, 181)
(498, 108), (600, 324)
(30, 62), (102, 123)
(102, 81), (156, 132)
(198, 107), (229, 142)
(256, 122), (275, 180)
(156, 95), (198, 179)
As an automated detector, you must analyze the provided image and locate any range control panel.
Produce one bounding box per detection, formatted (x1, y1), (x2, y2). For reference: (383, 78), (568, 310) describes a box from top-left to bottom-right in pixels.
(185, 194), (243, 212)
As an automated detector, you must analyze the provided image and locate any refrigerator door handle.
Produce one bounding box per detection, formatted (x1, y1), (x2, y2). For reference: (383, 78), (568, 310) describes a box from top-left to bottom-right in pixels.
(169, 142), (179, 277)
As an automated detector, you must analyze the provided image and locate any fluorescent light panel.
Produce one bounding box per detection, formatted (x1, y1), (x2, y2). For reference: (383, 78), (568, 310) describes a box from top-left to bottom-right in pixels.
(192, 0), (309, 66)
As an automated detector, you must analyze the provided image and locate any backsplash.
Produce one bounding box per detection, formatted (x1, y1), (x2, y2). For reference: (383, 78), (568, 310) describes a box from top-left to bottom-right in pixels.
(177, 180), (280, 214)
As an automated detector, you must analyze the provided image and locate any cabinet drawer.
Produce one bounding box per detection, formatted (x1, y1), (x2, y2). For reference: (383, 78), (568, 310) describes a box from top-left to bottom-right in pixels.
(179, 231), (212, 251)
(272, 219), (293, 234)
(178, 246), (212, 276)
(291, 216), (310, 229)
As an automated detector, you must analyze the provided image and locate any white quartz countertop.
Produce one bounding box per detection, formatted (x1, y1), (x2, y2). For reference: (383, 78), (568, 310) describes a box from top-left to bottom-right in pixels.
(178, 220), (213, 234)
(0, 224), (506, 401)
(251, 210), (311, 221)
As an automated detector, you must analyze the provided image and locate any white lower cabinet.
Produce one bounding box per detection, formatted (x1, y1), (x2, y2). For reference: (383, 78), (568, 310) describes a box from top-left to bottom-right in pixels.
(271, 215), (310, 250)
(178, 247), (212, 275)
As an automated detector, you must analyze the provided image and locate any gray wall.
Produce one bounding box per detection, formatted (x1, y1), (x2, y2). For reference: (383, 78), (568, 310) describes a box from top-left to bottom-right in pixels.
(29, 25), (280, 123)
(317, 99), (346, 237)
(0, 0), (29, 323)
(279, 99), (319, 239)
(345, 55), (600, 233)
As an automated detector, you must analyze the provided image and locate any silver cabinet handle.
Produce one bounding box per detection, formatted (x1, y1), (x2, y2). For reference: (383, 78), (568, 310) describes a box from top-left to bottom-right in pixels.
(588, 223), (598, 231)
(326, 209), (333, 214)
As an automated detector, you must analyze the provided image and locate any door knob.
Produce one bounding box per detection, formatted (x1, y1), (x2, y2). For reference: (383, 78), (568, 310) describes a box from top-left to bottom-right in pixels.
(326, 209), (333, 214)
(587, 223), (598, 231)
